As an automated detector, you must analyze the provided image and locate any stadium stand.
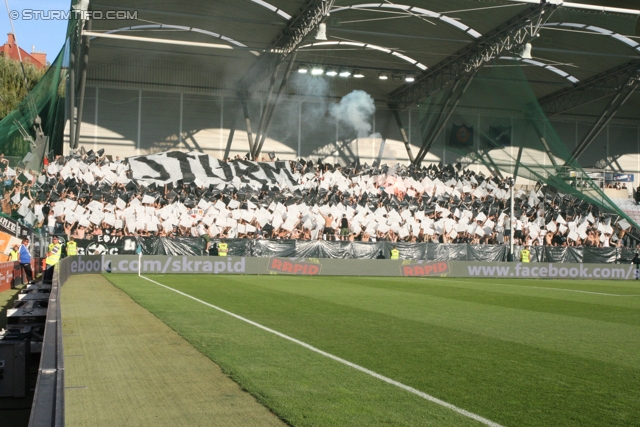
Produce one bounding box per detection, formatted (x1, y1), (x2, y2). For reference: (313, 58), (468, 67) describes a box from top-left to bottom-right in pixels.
(6, 149), (633, 249)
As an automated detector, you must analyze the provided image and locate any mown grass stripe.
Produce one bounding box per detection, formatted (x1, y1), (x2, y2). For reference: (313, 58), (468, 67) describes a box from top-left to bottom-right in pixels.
(63, 274), (286, 427)
(434, 279), (640, 296)
(346, 278), (640, 328)
(140, 274), (506, 427)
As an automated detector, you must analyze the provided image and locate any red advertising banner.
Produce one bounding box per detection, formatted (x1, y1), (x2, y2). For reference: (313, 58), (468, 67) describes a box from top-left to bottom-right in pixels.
(268, 258), (321, 275)
(400, 261), (450, 277)
(0, 261), (15, 292)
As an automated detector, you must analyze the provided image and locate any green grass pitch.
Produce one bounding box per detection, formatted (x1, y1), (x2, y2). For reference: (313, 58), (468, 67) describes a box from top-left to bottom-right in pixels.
(104, 274), (640, 427)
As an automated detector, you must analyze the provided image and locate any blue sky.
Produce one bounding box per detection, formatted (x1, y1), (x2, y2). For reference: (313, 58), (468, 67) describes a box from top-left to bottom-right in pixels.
(2, 0), (71, 62)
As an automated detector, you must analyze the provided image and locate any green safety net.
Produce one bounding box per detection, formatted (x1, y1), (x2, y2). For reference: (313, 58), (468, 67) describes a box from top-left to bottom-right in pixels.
(0, 0), (81, 168)
(418, 64), (640, 230)
(416, 6), (640, 230)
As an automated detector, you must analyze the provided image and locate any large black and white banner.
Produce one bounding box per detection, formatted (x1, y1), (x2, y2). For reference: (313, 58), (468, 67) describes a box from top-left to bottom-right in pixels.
(74, 236), (137, 255)
(128, 151), (300, 190)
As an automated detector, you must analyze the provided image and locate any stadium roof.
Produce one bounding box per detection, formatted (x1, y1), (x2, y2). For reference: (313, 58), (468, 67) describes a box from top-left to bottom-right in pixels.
(82, 0), (640, 120)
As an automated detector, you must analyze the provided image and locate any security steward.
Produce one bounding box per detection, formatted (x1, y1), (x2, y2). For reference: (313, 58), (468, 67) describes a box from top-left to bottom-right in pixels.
(218, 240), (228, 257)
(19, 239), (34, 284)
(66, 236), (78, 256)
(43, 236), (62, 284)
(9, 244), (19, 262)
(520, 245), (531, 263)
(390, 246), (400, 260)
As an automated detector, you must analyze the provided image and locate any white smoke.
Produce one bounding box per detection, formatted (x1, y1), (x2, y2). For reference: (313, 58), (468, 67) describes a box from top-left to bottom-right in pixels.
(330, 90), (376, 138)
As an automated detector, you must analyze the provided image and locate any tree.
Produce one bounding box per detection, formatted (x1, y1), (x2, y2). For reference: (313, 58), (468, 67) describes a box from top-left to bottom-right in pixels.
(0, 56), (47, 120)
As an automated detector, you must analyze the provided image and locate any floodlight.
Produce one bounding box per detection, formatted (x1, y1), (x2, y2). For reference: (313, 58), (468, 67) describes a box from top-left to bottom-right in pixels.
(315, 23), (327, 41)
(339, 69), (351, 77)
(405, 74), (415, 82)
(353, 69), (365, 78)
(311, 67), (324, 75)
(297, 65), (309, 74)
(519, 43), (533, 60)
(326, 68), (338, 76)
(378, 72), (388, 80)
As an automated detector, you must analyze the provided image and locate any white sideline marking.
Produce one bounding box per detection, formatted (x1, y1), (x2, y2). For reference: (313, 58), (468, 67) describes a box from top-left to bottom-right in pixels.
(139, 275), (505, 427)
(430, 278), (640, 297)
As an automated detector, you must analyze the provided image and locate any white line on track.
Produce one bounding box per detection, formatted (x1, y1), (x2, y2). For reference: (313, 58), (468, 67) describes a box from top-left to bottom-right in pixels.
(139, 275), (505, 427)
(426, 278), (640, 297)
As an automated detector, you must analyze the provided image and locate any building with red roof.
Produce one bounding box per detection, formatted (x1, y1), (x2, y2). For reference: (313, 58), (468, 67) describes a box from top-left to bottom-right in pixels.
(1, 33), (47, 69)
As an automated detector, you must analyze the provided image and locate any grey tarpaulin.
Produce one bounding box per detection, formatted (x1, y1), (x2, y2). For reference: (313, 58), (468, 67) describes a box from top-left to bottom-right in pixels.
(294, 241), (330, 258)
(530, 246), (544, 263)
(252, 239), (297, 258)
(619, 248), (636, 264)
(160, 237), (206, 256)
(566, 247), (584, 264)
(137, 237), (161, 255)
(467, 245), (507, 262)
(429, 244), (467, 261)
(352, 242), (386, 259)
(393, 242), (426, 260)
(209, 239), (252, 256)
(513, 245), (624, 264)
(316, 241), (355, 259)
(545, 246), (568, 263)
(582, 247), (619, 264)
(68, 236), (635, 263)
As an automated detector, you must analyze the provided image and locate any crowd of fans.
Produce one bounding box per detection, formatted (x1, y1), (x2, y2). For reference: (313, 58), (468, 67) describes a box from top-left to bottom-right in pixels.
(1, 149), (635, 248)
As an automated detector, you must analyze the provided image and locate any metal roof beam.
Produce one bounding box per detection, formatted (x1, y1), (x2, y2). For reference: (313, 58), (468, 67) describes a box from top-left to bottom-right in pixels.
(569, 80), (640, 163)
(507, 0), (640, 16)
(413, 71), (477, 166)
(388, 1), (559, 111)
(237, 0), (335, 96)
(539, 60), (640, 117)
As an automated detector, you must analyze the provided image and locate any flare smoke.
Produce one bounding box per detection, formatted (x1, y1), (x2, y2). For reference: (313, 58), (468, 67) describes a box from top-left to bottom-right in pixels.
(330, 90), (376, 138)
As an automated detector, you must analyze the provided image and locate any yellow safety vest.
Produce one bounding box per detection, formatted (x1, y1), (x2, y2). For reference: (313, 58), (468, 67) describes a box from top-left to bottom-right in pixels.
(390, 249), (400, 260)
(218, 243), (228, 256)
(46, 243), (62, 266)
(66, 241), (77, 256)
(521, 249), (531, 263)
(9, 250), (19, 261)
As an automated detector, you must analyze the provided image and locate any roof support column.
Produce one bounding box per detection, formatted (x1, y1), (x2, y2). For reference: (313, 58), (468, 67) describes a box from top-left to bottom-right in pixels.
(68, 49), (76, 150)
(253, 52), (298, 160)
(73, 19), (92, 149)
(513, 146), (524, 182)
(570, 80), (640, 163)
(68, 16), (85, 150)
(223, 120), (236, 161)
(413, 71), (476, 166)
(481, 150), (504, 179)
(253, 63), (282, 157)
(375, 137), (386, 167)
(240, 100), (255, 157)
(389, 106), (414, 163)
(539, 135), (559, 170)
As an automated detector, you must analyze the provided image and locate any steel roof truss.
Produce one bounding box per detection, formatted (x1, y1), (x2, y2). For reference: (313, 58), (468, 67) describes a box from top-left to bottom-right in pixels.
(389, 2), (559, 111)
